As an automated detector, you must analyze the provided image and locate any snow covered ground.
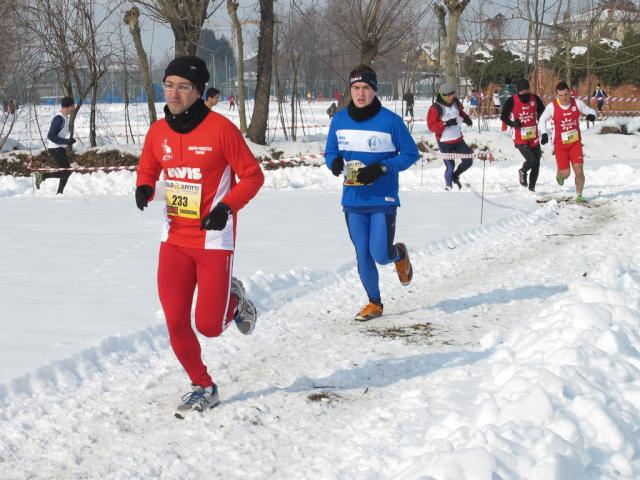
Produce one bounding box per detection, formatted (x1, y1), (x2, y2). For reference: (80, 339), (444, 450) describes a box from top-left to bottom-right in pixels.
(1, 102), (640, 479)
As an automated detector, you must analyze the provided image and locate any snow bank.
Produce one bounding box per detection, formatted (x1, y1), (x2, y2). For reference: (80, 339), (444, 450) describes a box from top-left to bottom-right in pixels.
(397, 255), (640, 479)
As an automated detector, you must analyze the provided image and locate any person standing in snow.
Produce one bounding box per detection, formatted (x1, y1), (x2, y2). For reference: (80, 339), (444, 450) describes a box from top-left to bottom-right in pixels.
(592, 83), (607, 113)
(135, 56), (264, 416)
(427, 82), (474, 191)
(538, 80), (596, 203)
(500, 78), (545, 193)
(468, 90), (479, 117)
(492, 89), (501, 115)
(35, 96), (77, 194)
(324, 64), (418, 322)
(403, 90), (415, 119)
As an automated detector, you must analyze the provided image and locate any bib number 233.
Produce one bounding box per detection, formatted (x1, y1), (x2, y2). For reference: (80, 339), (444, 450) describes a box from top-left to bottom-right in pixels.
(165, 180), (202, 219)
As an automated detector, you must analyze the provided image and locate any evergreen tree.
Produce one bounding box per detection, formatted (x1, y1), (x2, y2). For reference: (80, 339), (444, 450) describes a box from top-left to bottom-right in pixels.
(463, 48), (527, 89)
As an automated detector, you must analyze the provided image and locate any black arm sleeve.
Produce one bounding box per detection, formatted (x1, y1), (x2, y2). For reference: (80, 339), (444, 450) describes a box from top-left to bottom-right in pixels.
(535, 95), (545, 119)
(500, 97), (515, 126)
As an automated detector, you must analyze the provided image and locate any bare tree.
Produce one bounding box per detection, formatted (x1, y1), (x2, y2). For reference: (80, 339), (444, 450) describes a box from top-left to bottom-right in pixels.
(73, 0), (123, 146)
(227, 0), (247, 132)
(246, 0), (275, 145)
(124, 7), (157, 124)
(132, 0), (224, 56)
(13, 0), (121, 146)
(328, 0), (427, 66)
(325, 0), (428, 107)
(0, 0), (24, 151)
(510, 0), (614, 86)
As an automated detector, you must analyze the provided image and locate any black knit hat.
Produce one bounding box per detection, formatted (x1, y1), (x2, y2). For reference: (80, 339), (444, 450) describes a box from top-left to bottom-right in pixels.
(516, 78), (530, 92)
(164, 56), (210, 95)
(61, 96), (74, 108)
(349, 65), (378, 91)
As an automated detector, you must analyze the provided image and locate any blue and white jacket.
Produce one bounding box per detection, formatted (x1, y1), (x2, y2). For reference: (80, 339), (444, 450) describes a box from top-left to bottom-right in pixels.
(324, 105), (419, 208)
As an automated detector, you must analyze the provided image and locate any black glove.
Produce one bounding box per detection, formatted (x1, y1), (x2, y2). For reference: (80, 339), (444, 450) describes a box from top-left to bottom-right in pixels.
(540, 133), (549, 145)
(201, 202), (231, 230)
(331, 155), (344, 176)
(512, 119), (522, 128)
(586, 114), (596, 122)
(135, 185), (153, 211)
(68, 138), (76, 145)
(356, 163), (386, 185)
(444, 118), (458, 127)
(463, 117), (473, 127)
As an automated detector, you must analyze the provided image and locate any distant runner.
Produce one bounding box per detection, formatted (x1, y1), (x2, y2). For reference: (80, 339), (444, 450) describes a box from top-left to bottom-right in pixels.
(500, 78), (545, 192)
(538, 80), (596, 203)
(427, 82), (474, 191)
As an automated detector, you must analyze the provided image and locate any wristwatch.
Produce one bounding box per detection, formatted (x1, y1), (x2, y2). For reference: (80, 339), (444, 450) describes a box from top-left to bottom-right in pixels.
(380, 164), (388, 173)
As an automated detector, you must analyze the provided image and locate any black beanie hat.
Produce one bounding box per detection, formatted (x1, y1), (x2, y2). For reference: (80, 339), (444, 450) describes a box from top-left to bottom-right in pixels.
(61, 96), (74, 108)
(516, 78), (530, 92)
(164, 56), (210, 95)
(349, 66), (378, 91)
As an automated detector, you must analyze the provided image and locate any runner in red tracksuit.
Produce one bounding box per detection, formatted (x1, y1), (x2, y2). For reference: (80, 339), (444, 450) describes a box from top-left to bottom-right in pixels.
(135, 56), (264, 415)
(500, 78), (545, 192)
(538, 80), (596, 202)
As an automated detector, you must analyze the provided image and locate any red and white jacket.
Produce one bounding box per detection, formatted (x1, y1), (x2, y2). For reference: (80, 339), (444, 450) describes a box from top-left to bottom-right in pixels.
(427, 98), (471, 144)
(136, 112), (264, 250)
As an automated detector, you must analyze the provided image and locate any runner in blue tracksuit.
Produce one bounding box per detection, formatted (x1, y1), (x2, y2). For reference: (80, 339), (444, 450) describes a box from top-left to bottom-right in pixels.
(324, 64), (419, 321)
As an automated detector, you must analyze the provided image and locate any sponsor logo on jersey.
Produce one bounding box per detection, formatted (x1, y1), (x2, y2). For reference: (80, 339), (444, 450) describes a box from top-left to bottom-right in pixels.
(367, 135), (381, 150)
(167, 167), (202, 180)
(188, 146), (213, 155)
(162, 139), (173, 162)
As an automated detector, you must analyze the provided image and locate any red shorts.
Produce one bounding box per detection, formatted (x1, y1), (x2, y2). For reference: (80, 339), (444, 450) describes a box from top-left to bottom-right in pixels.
(158, 242), (237, 388)
(554, 141), (583, 170)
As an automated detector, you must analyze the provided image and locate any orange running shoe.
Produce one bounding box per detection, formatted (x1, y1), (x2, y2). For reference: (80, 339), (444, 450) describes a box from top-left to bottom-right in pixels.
(394, 243), (413, 286)
(355, 302), (383, 321)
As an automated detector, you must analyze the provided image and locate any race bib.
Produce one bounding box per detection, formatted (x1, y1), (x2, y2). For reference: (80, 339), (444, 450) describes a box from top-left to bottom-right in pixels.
(344, 160), (365, 186)
(521, 126), (537, 140)
(165, 180), (202, 219)
(561, 129), (579, 144)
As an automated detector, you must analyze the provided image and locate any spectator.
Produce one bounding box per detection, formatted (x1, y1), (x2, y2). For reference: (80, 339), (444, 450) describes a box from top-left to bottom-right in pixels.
(403, 90), (415, 119)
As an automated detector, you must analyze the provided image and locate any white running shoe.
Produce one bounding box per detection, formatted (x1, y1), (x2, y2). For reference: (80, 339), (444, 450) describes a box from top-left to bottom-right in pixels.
(231, 277), (257, 335)
(175, 384), (220, 418)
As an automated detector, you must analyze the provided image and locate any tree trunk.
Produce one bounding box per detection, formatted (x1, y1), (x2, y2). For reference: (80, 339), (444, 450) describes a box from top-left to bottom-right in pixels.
(124, 7), (156, 124)
(564, 36), (572, 88)
(444, 15), (458, 86)
(443, 0), (470, 86)
(90, 82), (98, 147)
(524, 18), (532, 77)
(246, 0), (274, 145)
(227, 0), (247, 132)
(290, 63), (297, 141)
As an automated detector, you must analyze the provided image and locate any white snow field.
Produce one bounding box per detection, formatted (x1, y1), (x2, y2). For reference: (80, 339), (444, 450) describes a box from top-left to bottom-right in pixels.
(1, 101), (640, 479)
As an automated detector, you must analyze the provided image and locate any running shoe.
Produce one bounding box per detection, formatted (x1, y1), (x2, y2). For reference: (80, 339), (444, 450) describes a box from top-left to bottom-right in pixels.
(394, 243), (413, 286)
(355, 302), (383, 321)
